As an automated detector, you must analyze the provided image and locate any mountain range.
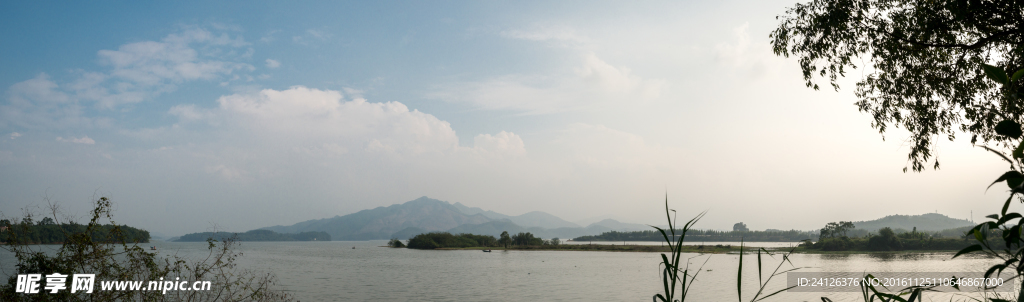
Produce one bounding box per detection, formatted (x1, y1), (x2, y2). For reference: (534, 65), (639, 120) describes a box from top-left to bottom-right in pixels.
(256, 197), (977, 241)
(260, 196), (650, 240)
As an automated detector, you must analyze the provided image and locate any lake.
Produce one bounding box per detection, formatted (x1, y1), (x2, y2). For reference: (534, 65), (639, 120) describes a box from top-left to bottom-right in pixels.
(1, 240), (1010, 301)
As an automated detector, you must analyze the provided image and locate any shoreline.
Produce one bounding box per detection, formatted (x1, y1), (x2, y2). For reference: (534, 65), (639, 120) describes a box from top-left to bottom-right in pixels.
(423, 245), (965, 254)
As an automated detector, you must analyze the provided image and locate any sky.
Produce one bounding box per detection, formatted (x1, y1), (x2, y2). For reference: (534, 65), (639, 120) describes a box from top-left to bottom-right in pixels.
(0, 1), (1011, 237)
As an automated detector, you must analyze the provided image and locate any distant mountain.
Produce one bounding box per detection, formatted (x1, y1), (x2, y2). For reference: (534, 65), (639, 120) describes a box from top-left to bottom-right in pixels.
(511, 211), (581, 229)
(260, 196), (652, 241)
(261, 197), (490, 240)
(445, 220), (526, 238)
(451, 202), (512, 220)
(853, 213), (973, 232)
(586, 219), (651, 232)
(390, 227), (428, 240)
(451, 203), (581, 229)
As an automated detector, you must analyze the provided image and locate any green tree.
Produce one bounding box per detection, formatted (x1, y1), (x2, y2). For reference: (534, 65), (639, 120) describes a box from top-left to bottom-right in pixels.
(499, 231), (511, 248)
(549, 237), (559, 246)
(732, 222), (749, 232)
(771, 0), (1024, 172)
(838, 221), (855, 237)
(868, 227), (903, 251)
(37, 217), (56, 225)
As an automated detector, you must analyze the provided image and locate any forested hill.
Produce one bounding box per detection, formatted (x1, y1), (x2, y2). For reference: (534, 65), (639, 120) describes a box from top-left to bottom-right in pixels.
(0, 223), (150, 244)
(175, 230), (330, 242)
(853, 213), (973, 232)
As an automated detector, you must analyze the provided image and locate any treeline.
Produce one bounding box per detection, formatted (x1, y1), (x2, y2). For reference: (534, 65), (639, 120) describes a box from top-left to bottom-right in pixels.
(175, 229), (330, 242)
(574, 229), (817, 242)
(406, 231), (556, 249)
(407, 232), (496, 249)
(806, 227), (974, 251)
(1, 221), (150, 244)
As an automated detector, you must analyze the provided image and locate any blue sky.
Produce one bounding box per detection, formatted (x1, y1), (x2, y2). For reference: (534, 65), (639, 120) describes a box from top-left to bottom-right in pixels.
(0, 1), (1007, 236)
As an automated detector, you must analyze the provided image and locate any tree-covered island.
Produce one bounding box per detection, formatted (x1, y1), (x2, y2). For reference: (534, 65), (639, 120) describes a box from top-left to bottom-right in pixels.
(0, 218), (150, 244)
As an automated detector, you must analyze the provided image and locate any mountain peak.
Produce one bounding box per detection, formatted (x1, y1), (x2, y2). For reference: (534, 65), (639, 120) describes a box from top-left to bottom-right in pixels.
(404, 196), (448, 205)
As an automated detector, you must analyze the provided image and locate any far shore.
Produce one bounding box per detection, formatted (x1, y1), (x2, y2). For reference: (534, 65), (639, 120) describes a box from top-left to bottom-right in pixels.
(422, 244), (965, 254)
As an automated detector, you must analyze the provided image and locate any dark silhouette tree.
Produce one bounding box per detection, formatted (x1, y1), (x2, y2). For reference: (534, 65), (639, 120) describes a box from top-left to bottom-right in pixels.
(772, 0), (1024, 172)
(499, 231), (511, 248)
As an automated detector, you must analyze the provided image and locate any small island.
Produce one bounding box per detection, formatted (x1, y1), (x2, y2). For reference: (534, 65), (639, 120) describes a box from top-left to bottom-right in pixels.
(0, 218), (150, 244)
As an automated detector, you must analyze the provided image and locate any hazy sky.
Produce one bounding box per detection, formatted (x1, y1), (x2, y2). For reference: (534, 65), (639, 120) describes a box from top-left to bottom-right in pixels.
(0, 1), (1009, 236)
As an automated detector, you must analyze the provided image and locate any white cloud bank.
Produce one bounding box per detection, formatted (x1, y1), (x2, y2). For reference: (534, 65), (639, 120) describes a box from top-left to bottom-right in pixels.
(56, 136), (95, 144)
(265, 59), (281, 69)
(428, 53), (665, 114)
(1, 27), (256, 130)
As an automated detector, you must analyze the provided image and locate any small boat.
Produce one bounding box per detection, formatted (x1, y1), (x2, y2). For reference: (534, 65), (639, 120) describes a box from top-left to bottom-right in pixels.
(482, 249), (491, 252)
(150, 246), (156, 251)
(352, 246), (356, 249)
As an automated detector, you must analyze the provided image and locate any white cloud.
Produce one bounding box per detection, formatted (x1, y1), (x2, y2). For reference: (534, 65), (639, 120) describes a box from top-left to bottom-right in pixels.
(428, 53), (665, 114)
(265, 59), (281, 69)
(473, 131), (526, 157)
(1, 27), (257, 131)
(205, 164), (244, 181)
(259, 30), (281, 43)
(180, 86), (461, 157)
(501, 26), (588, 43)
(1, 74), (94, 130)
(168, 104), (211, 121)
(8, 74), (70, 105)
(56, 136), (95, 144)
(713, 22), (778, 79)
(97, 32), (251, 87)
(293, 29), (331, 45)
(9, 132), (21, 139)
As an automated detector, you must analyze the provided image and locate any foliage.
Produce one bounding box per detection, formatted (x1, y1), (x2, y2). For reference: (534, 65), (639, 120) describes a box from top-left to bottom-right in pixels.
(406, 232), (497, 249)
(651, 195), (705, 302)
(651, 196), (799, 302)
(387, 238), (405, 248)
(0, 222), (150, 245)
(771, 0), (1024, 172)
(548, 237), (560, 246)
(733, 222), (749, 232)
(498, 231), (511, 248)
(818, 221), (855, 240)
(510, 232), (543, 246)
(175, 230), (330, 242)
(0, 197), (292, 301)
(866, 228), (904, 251)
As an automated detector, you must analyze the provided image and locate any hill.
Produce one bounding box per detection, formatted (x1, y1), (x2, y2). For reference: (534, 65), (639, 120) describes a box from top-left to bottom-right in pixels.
(451, 202), (581, 229)
(261, 197), (491, 240)
(852, 213), (973, 232)
(259, 196), (653, 241)
(587, 219), (650, 232)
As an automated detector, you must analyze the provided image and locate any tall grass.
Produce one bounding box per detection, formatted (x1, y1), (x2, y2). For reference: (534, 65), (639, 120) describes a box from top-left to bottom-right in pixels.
(652, 195), (800, 302)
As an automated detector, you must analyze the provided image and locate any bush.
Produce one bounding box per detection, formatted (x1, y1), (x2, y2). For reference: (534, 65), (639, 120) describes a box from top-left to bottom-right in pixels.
(406, 232), (493, 249)
(817, 237), (853, 251)
(867, 227), (903, 251)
